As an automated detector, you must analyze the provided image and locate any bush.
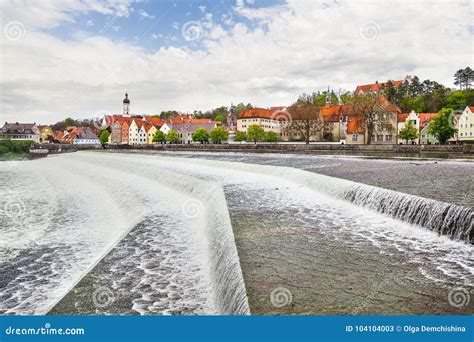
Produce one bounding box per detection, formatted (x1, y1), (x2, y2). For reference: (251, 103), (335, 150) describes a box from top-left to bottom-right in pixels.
(234, 131), (247, 142)
(210, 126), (228, 143)
(265, 131), (279, 142)
(0, 140), (33, 154)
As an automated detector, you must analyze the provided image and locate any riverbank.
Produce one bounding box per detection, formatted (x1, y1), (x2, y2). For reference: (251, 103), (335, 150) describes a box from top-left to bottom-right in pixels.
(33, 143), (474, 159)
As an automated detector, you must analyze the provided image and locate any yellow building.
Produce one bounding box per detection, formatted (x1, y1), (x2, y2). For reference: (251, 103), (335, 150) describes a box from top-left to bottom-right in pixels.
(38, 125), (54, 143)
(146, 124), (158, 144)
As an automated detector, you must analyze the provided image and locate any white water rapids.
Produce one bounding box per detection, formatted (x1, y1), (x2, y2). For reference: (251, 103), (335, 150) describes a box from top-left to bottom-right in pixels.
(0, 151), (472, 315)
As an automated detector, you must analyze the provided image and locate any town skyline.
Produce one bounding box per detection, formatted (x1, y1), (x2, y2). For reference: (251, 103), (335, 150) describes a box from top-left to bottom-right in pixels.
(1, 0), (473, 123)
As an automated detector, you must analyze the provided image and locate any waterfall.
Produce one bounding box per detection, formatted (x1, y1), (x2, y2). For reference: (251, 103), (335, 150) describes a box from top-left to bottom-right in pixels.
(342, 185), (473, 244)
(150, 156), (473, 245)
(76, 153), (251, 315)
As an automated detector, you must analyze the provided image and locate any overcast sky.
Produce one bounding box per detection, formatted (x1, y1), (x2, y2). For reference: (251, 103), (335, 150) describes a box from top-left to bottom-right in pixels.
(0, 0), (472, 124)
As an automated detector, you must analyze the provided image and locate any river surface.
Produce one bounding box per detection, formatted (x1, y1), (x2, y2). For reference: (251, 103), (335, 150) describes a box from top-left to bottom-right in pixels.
(0, 151), (473, 315)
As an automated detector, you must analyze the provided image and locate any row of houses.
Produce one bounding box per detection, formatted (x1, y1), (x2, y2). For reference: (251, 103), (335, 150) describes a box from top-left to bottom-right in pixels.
(2, 83), (473, 145)
(105, 114), (218, 145)
(236, 104), (474, 144)
(0, 123), (100, 144)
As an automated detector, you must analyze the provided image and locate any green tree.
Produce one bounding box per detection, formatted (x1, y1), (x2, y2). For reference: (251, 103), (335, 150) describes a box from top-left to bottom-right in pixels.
(214, 115), (223, 122)
(399, 96), (425, 112)
(247, 125), (265, 143)
(166, 130), (179, 143)
(192, 128), (209, 144)
(99, 130), (110, 144)
(153, 130), (166, 143)
(234, 131), (247, 142)
(64, 117), (76, 127)
(427, 108), (458, 144)
(445, 91), (467, 110)
(265, 131), (279, 142)
(398, 121), (418, 144)
(210, 126), (228, 143)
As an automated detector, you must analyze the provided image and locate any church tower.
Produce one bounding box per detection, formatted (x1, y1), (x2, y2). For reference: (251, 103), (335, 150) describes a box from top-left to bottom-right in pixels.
(123, 92), (130, 115)
(228, 102), (236, 131)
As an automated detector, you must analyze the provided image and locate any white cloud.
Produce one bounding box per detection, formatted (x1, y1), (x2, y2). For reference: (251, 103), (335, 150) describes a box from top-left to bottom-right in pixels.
(1, 0), (473, 124)
(138, 9), (155, 19)
(0, 0), (134, 29)
(86, 20), (95, 27)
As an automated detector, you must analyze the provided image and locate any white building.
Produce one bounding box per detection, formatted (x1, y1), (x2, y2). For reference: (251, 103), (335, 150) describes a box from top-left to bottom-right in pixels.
(458, 106), (474, 143)
(237, 108), (282, 134)
(0, 122), (40, 143)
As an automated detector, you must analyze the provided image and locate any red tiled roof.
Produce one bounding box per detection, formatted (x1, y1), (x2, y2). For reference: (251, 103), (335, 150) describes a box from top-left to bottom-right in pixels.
(418, 113), (437, 127)
(239, 108), (275, 120)
(355, 80), (403, 94)
(398, 113), (409, 122)
(468, 106), (474, 112)
(347, 115), (363, 134)
(320, 105), (351, 122)
(144, 116), (165, 127)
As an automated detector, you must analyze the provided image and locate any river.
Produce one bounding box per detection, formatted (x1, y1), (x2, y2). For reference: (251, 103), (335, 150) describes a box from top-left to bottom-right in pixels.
(0, 151), (472, 315)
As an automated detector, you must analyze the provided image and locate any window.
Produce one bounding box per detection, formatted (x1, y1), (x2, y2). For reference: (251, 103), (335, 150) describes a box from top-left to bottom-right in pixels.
(385, 135), (392, 142)
(371, 135), (375, 141)
(352, 135), (358, 142)
(377, 135), (383, 141)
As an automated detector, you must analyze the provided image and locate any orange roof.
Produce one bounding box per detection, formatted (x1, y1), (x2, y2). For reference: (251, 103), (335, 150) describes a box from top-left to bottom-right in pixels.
(355, 80), (403, 94)
(468, 106), (474, 112)
(144, 116), (165, 127)
(398, 113), (409, 122)
(239, 108), (274, 120)
(418, 113), (437, 127)
(167, 115), (192, 125)
(347, 114), (363, 134)
(320, 105), (351, 122)
(144, 122), (154, 131)
(189, 118), (214, 124)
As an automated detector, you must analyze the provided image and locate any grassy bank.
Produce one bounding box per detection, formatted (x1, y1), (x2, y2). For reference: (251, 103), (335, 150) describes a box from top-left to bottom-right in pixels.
(0, 140), (33, 160)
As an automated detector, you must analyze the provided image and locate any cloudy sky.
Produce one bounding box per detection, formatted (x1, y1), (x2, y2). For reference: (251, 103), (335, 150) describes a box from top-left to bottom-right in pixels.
(0, 0), (472, 124)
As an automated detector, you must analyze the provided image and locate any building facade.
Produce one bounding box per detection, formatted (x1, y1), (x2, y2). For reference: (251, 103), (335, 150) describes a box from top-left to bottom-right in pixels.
(237, 108), (282, 134)
(0, 122), (40, 142)
(458, 106), (474, 143)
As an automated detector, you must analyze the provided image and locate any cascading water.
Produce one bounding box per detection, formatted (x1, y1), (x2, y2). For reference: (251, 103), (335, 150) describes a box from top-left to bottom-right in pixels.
(159, 156), (472, 245)
(1, 151), (472, 315)
(342, 185), (473, 244)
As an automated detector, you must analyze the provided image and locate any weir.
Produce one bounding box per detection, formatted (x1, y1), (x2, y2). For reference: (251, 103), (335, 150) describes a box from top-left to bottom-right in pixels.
(68, 153), (251, 315)
(146, 154), (473, 245)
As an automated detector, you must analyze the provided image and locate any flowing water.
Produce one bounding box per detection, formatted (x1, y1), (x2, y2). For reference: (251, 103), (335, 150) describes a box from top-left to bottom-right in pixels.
(0, 151), (473, 315)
